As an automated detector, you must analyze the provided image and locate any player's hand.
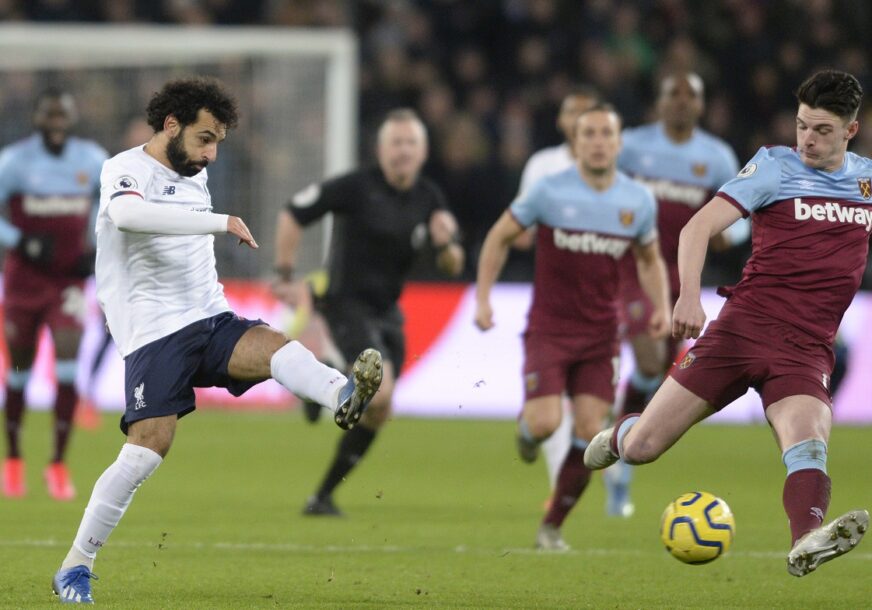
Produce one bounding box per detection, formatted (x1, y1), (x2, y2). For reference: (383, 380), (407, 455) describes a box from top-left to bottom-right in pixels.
(430, 210), (459, 248)
(227, 216), (258, 249)
(672, 294), (706, 339)
(272, 279), (311, 309)
(474, 301), (494, 331)
(16, 233), (54, 266)
(647, 307), (671, 339)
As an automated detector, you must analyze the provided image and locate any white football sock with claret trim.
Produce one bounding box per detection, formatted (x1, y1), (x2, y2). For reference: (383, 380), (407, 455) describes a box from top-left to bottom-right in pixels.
(61, 443), (162, 571)
(270, 340), (347, 411)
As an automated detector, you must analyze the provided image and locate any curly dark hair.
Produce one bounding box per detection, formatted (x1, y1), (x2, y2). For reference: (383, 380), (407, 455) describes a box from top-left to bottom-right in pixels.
(146, 77), (239, 132)
(796, 70), (863, 122)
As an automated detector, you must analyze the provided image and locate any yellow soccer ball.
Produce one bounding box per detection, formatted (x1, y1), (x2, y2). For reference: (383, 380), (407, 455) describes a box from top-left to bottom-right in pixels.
(660, 491), (736, 564)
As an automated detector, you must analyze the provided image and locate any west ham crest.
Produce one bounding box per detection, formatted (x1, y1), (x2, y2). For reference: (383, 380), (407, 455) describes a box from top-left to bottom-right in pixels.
(619, 210), (635, 226)
(858, 177), (871, 200)
(692, 163), (708, 177)
(678, 352), (696, 370)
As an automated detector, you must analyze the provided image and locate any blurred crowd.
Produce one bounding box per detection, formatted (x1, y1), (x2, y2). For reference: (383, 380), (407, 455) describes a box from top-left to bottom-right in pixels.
(5, 0), (872, 285)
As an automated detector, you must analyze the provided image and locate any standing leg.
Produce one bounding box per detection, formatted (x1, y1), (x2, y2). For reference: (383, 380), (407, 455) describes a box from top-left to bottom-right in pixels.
(766, 394), (868, 576)
(537, 394), (609, 551)
(46, 327), (84, 500)
(54, 416), (171, 602)
(2, 327), (37, 498)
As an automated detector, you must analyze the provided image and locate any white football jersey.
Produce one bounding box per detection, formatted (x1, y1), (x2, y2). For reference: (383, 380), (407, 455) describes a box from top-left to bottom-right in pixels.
(517, 143), (574, 197)
(96, 145), (230, 356)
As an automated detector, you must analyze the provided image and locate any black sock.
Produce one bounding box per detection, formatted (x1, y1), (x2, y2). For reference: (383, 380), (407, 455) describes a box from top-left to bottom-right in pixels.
(316, 425), (377, 499)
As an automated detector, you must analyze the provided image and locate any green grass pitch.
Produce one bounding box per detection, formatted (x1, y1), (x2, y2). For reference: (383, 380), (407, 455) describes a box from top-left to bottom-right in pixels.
(2, 411), (871, 608)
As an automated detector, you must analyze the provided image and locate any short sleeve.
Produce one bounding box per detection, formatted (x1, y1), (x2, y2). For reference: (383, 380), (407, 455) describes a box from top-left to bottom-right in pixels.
(0, 147), (20, 203)
(717, 147), (782, 215)
(287, 173), (356, 226)
(713, 144), (741, 190)
(509, 178), (548, 228)
(636, 186), (658, 246)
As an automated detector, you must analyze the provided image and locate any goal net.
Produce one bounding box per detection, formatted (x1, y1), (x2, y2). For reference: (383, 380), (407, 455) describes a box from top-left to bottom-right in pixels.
(0, 24), (357, 278)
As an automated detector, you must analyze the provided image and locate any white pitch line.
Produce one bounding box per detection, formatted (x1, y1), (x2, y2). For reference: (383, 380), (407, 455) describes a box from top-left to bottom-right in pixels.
(2, 539), (872, 561)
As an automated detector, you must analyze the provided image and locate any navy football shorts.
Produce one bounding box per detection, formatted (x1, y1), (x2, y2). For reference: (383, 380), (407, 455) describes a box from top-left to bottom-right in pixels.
(120, 312), (266, 434)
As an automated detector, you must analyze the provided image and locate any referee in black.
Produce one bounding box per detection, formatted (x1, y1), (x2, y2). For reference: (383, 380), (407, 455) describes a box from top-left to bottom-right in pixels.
(273, 108), (464, 516)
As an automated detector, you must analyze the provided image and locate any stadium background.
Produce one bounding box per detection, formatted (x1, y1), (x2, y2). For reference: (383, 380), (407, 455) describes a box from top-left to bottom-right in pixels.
(2, 0), (871, 422)
(2, 3), (872, 608)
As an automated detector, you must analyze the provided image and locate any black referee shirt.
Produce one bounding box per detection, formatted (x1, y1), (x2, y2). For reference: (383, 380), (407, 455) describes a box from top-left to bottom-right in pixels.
(288, 167), (448, 312)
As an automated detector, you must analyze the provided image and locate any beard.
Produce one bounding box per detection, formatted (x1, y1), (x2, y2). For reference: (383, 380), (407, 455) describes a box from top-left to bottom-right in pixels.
(166, 130), (206, 177)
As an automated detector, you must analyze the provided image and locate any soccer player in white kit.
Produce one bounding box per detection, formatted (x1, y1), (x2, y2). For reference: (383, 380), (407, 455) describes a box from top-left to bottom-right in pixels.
(51, 77), (383, 604)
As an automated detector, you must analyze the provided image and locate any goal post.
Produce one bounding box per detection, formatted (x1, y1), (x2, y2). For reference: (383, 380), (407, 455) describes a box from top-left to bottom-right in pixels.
(0, 24), (357, 277)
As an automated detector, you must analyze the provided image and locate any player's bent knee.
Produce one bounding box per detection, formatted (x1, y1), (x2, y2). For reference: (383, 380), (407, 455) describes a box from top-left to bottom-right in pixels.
(127, 416), (176, 458)
(621, 434), (662, 465)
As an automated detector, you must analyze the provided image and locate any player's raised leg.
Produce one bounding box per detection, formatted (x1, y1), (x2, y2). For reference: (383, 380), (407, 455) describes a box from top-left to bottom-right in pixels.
(228, 325), (383, 430)
(765, 394), (868, 576)
(584, 377), (714, 469)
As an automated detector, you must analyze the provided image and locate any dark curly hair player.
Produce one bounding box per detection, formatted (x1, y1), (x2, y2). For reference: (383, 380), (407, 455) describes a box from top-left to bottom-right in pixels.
(50, 77), (384, 604)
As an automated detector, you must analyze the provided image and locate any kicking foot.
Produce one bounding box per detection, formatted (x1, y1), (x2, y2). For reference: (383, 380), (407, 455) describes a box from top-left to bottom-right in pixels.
(302, 495), (344, 517)
(45, 462), (76, 501)
(2, 457), (26, 498)
(536, 524), (570, 552)
(787, 509), (869, 577)
(334, 349), (383, 430)
(583, 427), (619, 470)
(53, 565), (97, 603)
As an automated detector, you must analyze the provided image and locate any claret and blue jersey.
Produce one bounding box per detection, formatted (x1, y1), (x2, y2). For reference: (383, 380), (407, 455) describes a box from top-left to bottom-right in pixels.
(0, 133), (106, 274)
(718, 145), (872, 344)
(509, 166), (657, 339)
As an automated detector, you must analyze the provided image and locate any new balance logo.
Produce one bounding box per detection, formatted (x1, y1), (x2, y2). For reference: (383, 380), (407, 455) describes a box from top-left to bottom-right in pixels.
(134, 382), (147, 410)
(794, 198), (872, 231)
(162, 185), (176, 195)
(553, 228), (631, 259)
(810, 506), (825, 522)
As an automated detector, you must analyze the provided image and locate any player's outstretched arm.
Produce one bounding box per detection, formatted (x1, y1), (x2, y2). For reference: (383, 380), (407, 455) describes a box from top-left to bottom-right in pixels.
(673, 196), (743, 339)
(632, 238), (671, 339)
(107, 195), (257, 248)
(475, 211), (525, 331)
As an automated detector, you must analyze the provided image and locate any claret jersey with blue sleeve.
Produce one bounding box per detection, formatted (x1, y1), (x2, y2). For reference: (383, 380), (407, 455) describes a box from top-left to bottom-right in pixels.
(509, 166), (657, 340)
(618, 123), (739, 294)
(717, 145), (872, 344)
(0, 133), (106, 274)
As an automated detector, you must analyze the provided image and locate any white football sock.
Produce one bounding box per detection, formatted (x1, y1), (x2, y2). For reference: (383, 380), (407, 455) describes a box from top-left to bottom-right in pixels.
(270, 340), (347, 412)
(542, 403), (573, 489)
(61, 443), (162, 571)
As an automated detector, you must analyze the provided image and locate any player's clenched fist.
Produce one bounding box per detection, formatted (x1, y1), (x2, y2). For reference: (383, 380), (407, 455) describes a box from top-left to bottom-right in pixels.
(227, 216), (258, 249)
(672, 294), (706, 339)
(474, 300), (494, 331)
